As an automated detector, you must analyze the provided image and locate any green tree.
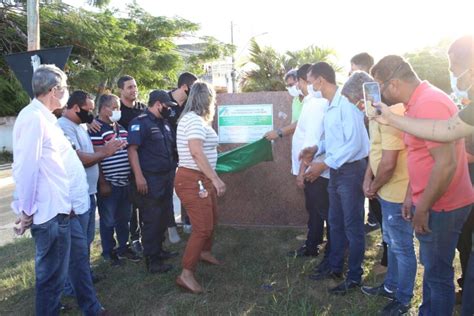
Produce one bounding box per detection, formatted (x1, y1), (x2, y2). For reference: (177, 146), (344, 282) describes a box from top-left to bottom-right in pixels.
(240, 40), (339, 92)
(405, 39), (451, 94)
(0, 0), (231, 115)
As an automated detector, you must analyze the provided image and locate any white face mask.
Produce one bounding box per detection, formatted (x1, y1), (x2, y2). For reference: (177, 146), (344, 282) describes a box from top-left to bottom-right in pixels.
(109, 110), (121, 122)
(450, 69), (472, 100)
(56, 88), (69, 108)
(286, 85), (300, 97)
(307, 84), (322, 98)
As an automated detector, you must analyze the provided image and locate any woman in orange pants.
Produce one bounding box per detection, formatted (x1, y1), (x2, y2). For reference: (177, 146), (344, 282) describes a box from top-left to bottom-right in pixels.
(174, 81), (226, 293)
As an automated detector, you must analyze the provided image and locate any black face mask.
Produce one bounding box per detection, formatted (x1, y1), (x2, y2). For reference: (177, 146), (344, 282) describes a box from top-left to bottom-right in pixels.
(76, 107), (94, 124)
(159, 107), (171, 119)
(185, 85), (192, 96)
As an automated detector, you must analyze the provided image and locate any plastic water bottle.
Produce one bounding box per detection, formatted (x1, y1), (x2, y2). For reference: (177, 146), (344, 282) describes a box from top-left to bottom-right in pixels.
(198, 180), (208, 198)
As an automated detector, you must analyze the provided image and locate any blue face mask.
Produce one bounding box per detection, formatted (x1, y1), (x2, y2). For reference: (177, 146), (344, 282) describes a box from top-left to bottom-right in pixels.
(450, 69), (472, 100)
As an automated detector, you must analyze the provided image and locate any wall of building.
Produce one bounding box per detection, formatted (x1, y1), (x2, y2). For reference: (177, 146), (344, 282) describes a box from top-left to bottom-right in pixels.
(0, 117), (15, 152)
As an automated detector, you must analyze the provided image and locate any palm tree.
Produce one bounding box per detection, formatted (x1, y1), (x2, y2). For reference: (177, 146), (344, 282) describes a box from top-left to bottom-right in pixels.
(240, 40), (340, 92)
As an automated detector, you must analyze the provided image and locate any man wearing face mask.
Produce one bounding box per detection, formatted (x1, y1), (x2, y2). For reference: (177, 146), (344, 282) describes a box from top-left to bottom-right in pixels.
(264, 69), (308, 141)
(89, 94), (139, 265)
(127, 90), (178, 274)
(12, 65), (108, 315)
(286, 64), (328, 258)
(372, 55), (474, 315)
(58, 90), (125, 295)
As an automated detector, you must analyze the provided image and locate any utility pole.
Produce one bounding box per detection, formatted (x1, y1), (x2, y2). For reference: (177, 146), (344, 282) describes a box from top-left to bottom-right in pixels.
(230, 21), (237, 93)
(27, 0), (40, 51)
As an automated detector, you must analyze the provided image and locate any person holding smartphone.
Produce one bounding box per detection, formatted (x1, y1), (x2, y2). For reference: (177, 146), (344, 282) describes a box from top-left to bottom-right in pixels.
(372, 55), (474, 315)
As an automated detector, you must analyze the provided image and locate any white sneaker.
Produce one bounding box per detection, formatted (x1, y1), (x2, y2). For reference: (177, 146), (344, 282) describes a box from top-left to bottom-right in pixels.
(183, 224), (192, 234)
(168, 226), (181, 244)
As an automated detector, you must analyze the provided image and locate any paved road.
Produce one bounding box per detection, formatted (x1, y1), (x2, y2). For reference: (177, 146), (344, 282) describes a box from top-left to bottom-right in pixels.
(0, 164), (183, 247)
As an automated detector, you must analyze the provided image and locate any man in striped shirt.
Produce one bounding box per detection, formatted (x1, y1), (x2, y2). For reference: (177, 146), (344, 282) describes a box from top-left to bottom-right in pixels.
(89, 94), (140, 264)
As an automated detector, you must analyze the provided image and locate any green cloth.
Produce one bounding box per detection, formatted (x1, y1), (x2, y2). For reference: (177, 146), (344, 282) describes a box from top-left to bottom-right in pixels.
(216, 138), (273, 174)
(291, 97), (303, 123)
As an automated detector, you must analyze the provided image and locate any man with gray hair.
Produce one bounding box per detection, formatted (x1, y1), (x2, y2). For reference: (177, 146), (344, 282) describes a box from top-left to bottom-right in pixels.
(344, 72), (416, 314)
(12, 65), (106, 315)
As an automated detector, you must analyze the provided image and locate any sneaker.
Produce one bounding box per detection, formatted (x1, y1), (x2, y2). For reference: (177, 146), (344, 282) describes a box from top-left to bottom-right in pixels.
(308, 269), (343, 281)
(117, 248), (141, 262)
(287, 245), (319, 258)
(379, 299), (410, 315)
(328, 279), (361, 295)
(313, 258), (330, 273)
(168, 226), (181, 244)
(104, 251), (122, 266)
(183, 224), (192, 234)
(130, 240), (143, 257)
(361, 284), (395, 300)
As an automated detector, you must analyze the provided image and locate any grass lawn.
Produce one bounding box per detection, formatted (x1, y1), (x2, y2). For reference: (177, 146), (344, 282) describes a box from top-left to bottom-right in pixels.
(0, 226), (464, 315)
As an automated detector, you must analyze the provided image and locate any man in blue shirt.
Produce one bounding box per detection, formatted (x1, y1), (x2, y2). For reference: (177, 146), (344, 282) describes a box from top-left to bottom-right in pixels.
(128, 90), (178, 274)
(305, 62), (369, 295)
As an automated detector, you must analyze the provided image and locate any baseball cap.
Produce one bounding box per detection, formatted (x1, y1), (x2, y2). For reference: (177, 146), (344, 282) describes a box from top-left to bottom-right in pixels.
(148, 90), (177, 107)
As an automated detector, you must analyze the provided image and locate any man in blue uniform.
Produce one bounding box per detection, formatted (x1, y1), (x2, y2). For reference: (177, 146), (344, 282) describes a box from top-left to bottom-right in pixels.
(127, 90), (178, 273)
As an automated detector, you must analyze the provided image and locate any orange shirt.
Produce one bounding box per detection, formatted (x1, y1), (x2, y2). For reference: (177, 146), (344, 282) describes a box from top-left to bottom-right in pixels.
(404, 81), (474, 211)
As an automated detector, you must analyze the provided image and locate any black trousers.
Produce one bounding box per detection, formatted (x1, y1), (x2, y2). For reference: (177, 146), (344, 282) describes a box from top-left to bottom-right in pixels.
(304, 177), (330, 256)
(129, 206), (141, 242)
(457, 206), (474, 289)
(139, 171), (174, 258)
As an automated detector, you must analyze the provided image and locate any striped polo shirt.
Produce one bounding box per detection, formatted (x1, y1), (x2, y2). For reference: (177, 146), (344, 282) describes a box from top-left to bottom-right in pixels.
(89, 119), (130, 187)
(177, 111), (218, 170)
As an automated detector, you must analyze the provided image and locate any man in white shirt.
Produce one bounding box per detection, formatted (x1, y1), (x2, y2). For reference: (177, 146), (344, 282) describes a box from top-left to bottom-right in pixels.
(287, 64), (329, 258)
(12, 65), (105, 315)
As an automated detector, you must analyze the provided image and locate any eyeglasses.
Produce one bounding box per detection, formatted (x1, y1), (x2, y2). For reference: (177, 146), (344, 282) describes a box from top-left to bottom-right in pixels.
(380, 63), (404, 93)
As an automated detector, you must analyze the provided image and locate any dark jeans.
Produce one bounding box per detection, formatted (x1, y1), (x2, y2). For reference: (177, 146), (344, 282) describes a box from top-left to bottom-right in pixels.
(32, 214), (102, 316)
(461, 232), (474, 316)
(64, 195), (96, 296)
(140, 171), (174, 257)
(457, 206), (474, 289)
(303, 177), (330, 258)
(379, 198), (416, 306)
(416, 205), (471, 316)
(97, 184), (131, 257)
(369, 197), (388, 266)
(328, 159), (366, 283)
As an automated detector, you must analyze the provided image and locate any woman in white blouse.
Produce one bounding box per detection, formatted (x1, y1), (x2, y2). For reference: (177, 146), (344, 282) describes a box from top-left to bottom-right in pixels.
(174, 81), (226, 293)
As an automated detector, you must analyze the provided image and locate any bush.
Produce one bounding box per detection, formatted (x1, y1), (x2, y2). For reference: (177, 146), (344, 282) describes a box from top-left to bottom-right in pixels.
(0, 74), (30, 117)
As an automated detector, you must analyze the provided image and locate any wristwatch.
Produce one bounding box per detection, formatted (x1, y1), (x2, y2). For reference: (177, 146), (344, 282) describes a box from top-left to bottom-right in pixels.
(277, 128), (283, 138)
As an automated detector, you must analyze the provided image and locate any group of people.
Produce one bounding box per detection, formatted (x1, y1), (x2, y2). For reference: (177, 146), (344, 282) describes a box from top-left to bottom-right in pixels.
(264, 35), (474, 316)
(12, 65), (225, 314)
(10, 33), (474, 315)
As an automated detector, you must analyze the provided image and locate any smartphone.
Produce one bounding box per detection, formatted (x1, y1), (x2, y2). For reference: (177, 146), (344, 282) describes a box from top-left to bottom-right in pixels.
(363, 82), (381, 117)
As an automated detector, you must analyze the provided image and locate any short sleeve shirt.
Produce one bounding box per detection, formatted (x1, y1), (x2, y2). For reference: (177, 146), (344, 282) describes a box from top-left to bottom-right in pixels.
(58, 117), (99, 195)
(118, 100), (146, 130)
(177, 112), (218, 171)
(127, 110), (176, 173)
(404, 81), (474, 211)
(291, 97), (303, 123)
(89, 120), (130, 187)
(368, 115), (409, 203)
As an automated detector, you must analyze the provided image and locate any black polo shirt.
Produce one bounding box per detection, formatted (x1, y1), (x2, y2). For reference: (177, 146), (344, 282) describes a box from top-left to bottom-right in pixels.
(167, 90), (186, 132)
(127, 109), (176, 173)
(118, 100), (146, 130)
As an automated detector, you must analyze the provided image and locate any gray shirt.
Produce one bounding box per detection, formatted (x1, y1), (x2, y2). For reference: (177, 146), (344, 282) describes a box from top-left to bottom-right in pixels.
(58, 117), (99, 195)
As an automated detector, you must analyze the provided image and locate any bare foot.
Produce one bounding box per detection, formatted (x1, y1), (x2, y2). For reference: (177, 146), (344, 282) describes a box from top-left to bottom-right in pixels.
(200, 251), (221, 265)
(177, 270), (203, 294)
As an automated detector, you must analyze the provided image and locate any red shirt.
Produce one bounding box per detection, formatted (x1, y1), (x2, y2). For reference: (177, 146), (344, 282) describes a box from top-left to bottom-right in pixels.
(404, 81), (474, 211)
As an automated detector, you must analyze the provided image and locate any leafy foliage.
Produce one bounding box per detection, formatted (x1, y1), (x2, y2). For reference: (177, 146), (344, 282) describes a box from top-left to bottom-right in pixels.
(240, 40), (339, 92)
(0, 0), (231, 115)
(405, 39), (451, 93)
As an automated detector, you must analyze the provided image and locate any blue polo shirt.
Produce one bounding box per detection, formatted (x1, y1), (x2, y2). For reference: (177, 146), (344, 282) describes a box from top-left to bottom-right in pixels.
(128, 109), (176, 173)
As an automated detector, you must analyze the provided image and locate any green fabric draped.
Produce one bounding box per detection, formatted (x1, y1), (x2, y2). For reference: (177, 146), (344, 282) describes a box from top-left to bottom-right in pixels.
(216, 138), (273, 174)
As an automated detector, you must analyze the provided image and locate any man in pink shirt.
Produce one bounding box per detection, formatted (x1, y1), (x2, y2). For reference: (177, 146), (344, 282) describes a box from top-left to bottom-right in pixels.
(372, 55), (474, 316)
